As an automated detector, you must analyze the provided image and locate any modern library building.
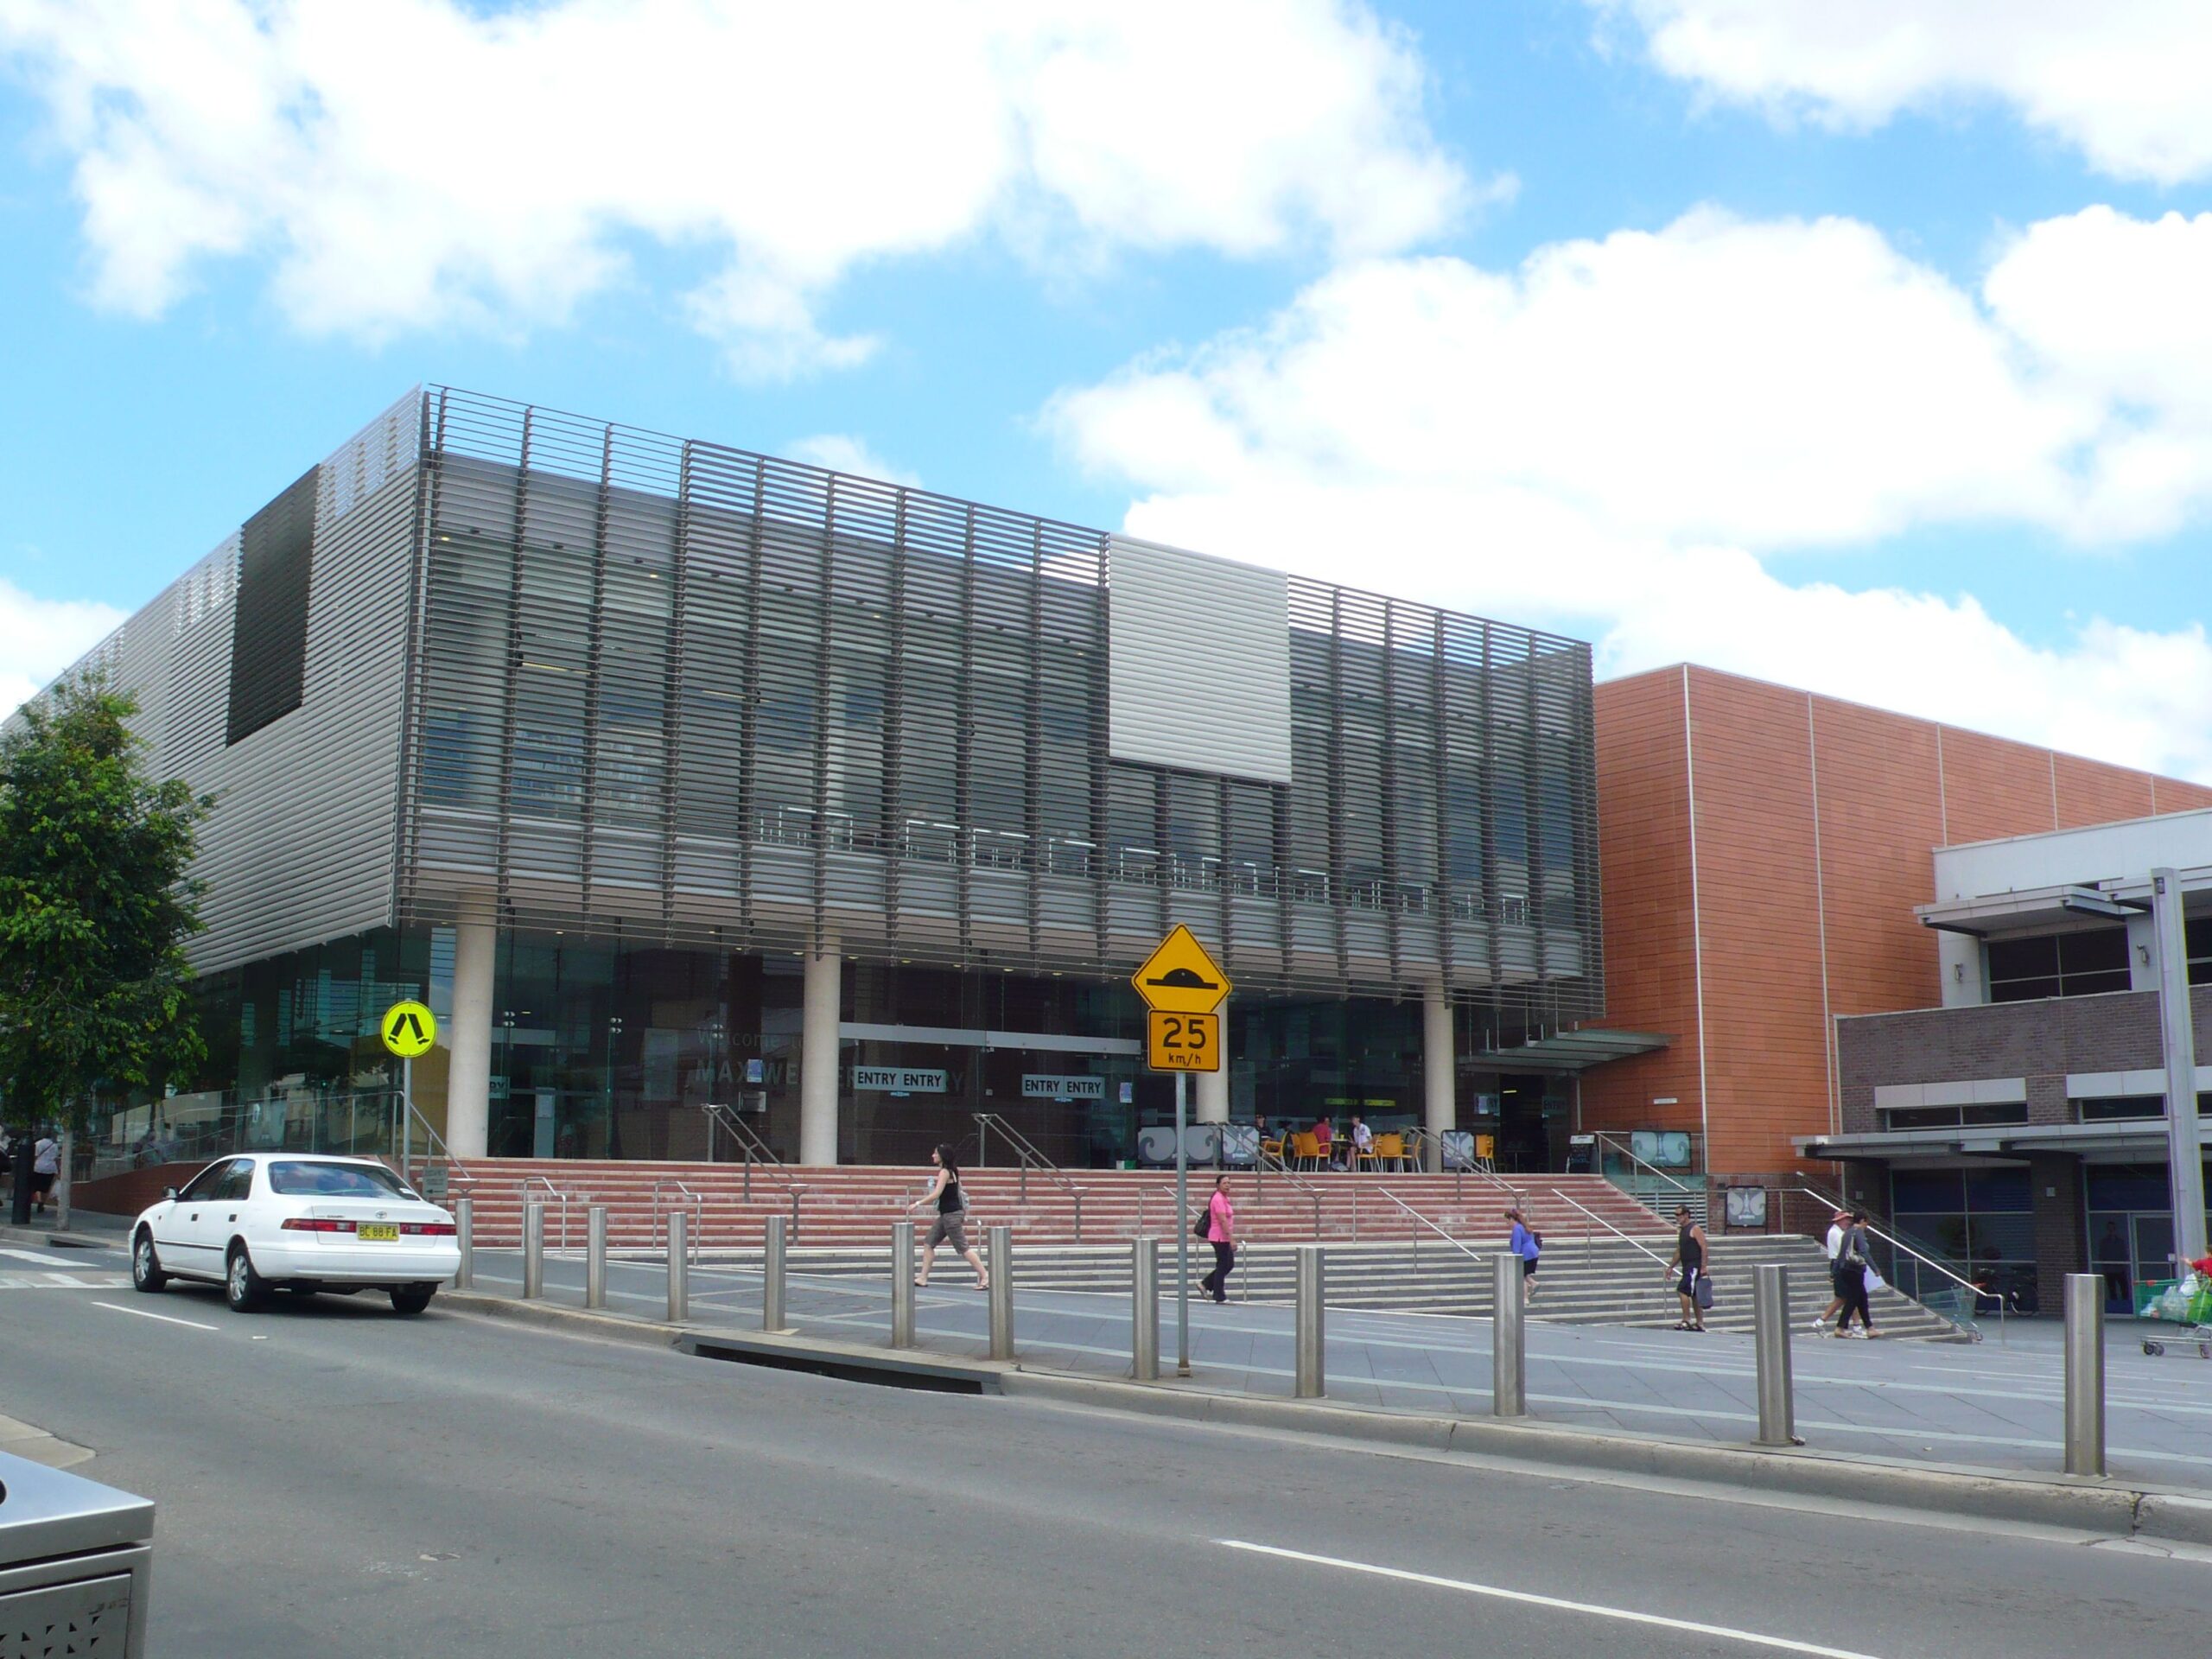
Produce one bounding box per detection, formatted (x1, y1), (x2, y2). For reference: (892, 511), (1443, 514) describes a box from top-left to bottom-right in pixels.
(66, 387), (1624, 1175)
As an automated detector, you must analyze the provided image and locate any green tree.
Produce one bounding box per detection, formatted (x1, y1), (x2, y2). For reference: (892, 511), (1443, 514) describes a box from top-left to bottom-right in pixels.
(0, 672), (212, 1222)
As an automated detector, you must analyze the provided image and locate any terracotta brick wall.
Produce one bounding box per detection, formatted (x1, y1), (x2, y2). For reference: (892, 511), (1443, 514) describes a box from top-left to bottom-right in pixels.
(1582, 671), (1702, 1139)
(1589, 662), (2211, 1181)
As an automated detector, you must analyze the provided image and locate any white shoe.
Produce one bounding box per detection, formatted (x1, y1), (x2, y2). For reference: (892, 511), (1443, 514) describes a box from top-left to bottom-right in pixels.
(1808, 1318), (1826, 1335)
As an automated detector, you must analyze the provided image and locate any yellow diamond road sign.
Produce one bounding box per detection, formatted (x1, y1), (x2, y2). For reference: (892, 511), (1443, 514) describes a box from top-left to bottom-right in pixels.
(381, 999), (438, 1059)
(1130, 925), (1231, 1015)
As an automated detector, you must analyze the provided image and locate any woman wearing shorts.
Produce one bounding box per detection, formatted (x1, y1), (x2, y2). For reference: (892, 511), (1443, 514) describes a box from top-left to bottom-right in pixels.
(906, 1145), (988, 1291)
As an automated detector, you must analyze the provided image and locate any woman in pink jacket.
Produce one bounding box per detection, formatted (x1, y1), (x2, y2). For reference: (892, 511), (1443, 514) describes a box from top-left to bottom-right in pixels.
(1199, 1174), (1236, 1303)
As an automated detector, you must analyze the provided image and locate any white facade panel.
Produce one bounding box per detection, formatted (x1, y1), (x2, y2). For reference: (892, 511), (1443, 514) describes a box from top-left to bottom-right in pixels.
(1934, 808), (2212, 900)
(1105, 534), (1291, 785)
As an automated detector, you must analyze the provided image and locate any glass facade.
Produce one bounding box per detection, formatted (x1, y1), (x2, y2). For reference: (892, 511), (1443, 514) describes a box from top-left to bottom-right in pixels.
(402, 387), (1603, 1028)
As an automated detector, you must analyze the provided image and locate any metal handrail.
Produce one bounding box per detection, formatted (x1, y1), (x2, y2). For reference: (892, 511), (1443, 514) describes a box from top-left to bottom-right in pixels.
(971, 1114), (1086, 1242)
(1544, 1186), (1674, 1270)
(702, 1103), (786, 1201)
(1403, 1128), (1522, 1206)
(653, 1179), (706, 1265)
(1783, 1183), (1996, 1342)
(1590, 1129), (1700, 1195)
(519, 1173), (576, 1251)
(1250, 1149), (1323, 1236)
(1369, 1185), (1490, 1268)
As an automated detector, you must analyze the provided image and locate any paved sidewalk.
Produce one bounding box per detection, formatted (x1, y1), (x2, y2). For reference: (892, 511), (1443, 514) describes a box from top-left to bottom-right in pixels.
(470, 1249), (2210, 1490)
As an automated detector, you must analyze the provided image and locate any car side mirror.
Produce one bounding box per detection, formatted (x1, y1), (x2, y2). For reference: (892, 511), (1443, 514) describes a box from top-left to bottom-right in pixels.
(163, 1186), (178, 1201)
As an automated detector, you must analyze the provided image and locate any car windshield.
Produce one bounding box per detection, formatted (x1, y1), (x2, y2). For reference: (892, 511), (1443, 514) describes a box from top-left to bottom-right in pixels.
(266, 1161), (414, 1198)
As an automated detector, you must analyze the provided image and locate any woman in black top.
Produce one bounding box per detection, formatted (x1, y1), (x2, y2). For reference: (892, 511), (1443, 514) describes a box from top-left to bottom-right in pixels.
(1834, 1211), (1879, 1338)
(906, 1145), (988, 1291)
(1665, 1205), (1709, 1332)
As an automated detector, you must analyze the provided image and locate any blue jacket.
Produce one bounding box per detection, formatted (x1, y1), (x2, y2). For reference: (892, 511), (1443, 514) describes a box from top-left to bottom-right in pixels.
(1510, 1221), (1540, 1261)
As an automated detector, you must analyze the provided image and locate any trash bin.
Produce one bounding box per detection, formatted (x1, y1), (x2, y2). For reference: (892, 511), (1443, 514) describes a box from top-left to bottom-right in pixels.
(0, 1449), (155, 1656)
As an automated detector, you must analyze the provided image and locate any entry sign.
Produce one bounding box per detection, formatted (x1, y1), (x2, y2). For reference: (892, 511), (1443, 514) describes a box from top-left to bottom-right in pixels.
(1130, 925), (1231, 1015)
(381, 999), (438, 1059)
(1134, 925), (1229, 1072)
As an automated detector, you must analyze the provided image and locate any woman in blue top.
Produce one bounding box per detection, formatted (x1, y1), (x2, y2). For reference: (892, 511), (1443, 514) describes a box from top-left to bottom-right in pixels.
(1507, 1206), (1541, 1304)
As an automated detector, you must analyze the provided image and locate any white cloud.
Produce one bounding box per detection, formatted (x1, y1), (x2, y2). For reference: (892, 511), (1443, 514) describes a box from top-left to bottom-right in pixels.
(0, 579), (128, 715)
(1047, 207), (2212, 781)
(783, 434), (919, 488)
(1596, 1), (2212, 185)
(0, 0), (1475, 378)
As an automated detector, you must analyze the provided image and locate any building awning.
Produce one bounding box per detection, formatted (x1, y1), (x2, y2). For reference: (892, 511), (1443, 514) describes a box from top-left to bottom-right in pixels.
(1797, 1119), (2209, 1163)
(1916, 883), (2146, 937)
(1467, 1028), (1670, 1072)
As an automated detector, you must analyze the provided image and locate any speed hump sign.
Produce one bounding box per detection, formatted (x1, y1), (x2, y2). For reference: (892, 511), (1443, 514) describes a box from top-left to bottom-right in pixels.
(1132, 925), (1228, 1072)
(380, 999), (438, 1059)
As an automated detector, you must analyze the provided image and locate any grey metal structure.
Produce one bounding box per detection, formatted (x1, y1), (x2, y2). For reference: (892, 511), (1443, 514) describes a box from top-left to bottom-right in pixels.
(1294, 1244), (1325, 1398)
(401, 386), (1601, 1016)
(890, 1221), (916, 1348)
(763, 1216), (789, 1333)
(522, 1201), (543, 1300)
(1132, 1236), (1160, 1382)
(453, 1195), (474, 1290)
(0, 1452), (155, 1658)
(1492, 1251), (1526, 1417)
(584, 1204), (608, 1309)
(1752, 1264), (1796, 1446)
(2064, 1274), (2105, 1477)
(36, 381), (1604, 1048)
(665, 1210), (689, 1323)
(987, 1225), (1013, 1360)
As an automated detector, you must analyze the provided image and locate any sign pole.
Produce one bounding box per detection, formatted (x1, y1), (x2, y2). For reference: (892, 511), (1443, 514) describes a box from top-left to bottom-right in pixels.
(402, 1054), (413, 1175)
(1175, 1068), (1191, 1377)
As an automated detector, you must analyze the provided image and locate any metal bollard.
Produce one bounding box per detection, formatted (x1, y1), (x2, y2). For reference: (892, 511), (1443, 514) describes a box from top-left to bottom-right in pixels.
(584, 1205), (608, 1309)
(2064, 1272), (2106, 1477)
(891, 1220), (916, 1349)
(1133, 1236), (1160, 1382)
(764, 1216), (789, 1333)
(1492, 1251), (1526, 1417)
(1752, 1263), (1801, 1446)
(667, 1210), (690, 1323)
(988, 1225), (1014, 1362)
(452, 1196), (474, 1291)
(1294, 1244), (1325, 1399)
(522, 1201), (544, 1300)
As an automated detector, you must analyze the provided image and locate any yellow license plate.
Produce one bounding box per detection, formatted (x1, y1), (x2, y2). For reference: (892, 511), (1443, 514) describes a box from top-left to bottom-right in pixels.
(357, 1225), (400, 1242)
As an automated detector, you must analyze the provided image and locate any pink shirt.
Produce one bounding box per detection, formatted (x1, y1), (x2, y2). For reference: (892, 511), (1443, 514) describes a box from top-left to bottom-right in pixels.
(1207, 1189), (1236, 1243)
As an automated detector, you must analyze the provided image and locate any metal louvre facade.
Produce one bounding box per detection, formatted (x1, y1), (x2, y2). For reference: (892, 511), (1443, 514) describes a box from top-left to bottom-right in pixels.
(403, 387), (1603, 1028)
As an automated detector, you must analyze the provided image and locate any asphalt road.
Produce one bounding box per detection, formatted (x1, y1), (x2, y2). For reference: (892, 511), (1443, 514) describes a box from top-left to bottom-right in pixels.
(7, 1251), (2211, 1657)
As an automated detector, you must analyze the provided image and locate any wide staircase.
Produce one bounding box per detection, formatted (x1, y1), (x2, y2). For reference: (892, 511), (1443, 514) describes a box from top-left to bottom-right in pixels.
(415, 1156), (1963, 1338)
(418, 1158), (1662, 1255)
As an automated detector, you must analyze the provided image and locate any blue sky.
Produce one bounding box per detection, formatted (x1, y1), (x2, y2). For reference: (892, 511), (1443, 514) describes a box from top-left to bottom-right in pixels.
(2, 1), (2209, 777)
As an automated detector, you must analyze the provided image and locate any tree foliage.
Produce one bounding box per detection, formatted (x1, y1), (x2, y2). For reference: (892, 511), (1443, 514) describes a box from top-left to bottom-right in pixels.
(0, 672), (212, 1134)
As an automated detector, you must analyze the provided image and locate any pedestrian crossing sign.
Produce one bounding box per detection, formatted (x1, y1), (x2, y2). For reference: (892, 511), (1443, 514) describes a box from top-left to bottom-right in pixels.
(381, 999), (438, 1058)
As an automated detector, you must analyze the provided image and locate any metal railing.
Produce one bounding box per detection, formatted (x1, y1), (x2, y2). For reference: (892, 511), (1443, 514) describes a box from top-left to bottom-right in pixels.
(1249, 1148), (1324, 1236)
(1783, 1183), (1996, 1343)
(702, 1103), (784, 1201)
(652, 1179), (706, 1265)
(1588, 1129), (1705, 1224)
(1545, 1186), (1674, 1271)
(1370, 1185), (1491, 1274)
(520, 1174), (576, 1252)
(972, 1114), (1086, 1241)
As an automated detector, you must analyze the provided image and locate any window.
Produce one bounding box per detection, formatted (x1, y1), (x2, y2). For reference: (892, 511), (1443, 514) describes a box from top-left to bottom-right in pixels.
(176, 1161), (230, 1201)
(2190, 916), (2212, 987)
(226, 467), (318, 745)
(213, 1159), (258, 1202)
(1986, 928), (2130, 1002)
(1878, 1103), (2028, 1130)
(268, 1160), (412, 1198)
(2077, 1091), (2212, 1122)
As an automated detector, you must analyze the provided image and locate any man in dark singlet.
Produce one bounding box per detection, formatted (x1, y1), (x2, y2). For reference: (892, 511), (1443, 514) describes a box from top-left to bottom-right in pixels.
(1665, 1205), (1709, 1332)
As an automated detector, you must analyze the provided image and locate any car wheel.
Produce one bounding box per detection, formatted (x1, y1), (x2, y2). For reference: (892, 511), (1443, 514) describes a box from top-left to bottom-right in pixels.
(131, 1230), (168, 1294)
(226, 1243), (268, 1312)
(391, 1285), (435, 1317)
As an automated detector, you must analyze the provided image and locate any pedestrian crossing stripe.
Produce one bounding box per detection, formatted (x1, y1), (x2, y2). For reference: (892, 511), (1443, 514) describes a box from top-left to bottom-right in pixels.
(0, 1272), (130, 1289)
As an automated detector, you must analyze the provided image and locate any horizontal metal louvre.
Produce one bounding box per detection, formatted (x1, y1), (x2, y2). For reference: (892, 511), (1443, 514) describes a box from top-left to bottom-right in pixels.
(403, 385), (1604, 1028)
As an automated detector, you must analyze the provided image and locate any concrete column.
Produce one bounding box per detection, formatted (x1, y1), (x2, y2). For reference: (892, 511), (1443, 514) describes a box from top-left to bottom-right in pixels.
(446, 893), (497, 1160)
(2030, 1151), (2088, 1319)
(1423, 982), (1455, 1173)
(799, 935), (841, 1166)
(1195, 999), (1229, 1125)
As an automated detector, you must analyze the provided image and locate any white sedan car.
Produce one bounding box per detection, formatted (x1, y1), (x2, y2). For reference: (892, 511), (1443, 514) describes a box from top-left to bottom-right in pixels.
(130, 1153), (460, 1315)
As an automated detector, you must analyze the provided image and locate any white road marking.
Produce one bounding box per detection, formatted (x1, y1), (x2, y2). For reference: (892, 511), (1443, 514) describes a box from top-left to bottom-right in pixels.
(0, 1245), (108, 1265)
(0, 1273), (130, 1289)
(92, 1300), (221, 1332)
(1219, 1539), (1887, 1658)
